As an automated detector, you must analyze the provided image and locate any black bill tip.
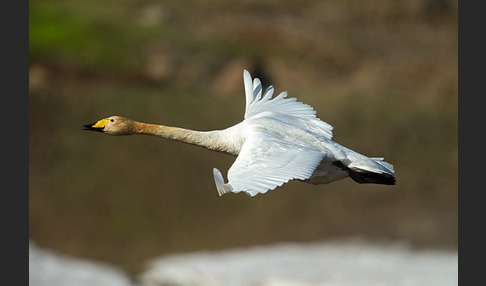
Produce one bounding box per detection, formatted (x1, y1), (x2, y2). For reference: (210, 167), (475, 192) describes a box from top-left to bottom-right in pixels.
(83, 122), (103, 132)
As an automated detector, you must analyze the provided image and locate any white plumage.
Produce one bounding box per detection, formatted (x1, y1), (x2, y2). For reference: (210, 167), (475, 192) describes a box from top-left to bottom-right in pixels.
(212, 70), (395, 196)
(84, 69), (395, 196)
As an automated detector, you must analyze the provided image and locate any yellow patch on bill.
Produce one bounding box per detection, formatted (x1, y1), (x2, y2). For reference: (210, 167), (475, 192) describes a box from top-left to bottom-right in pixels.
(92, 119), (109, 128)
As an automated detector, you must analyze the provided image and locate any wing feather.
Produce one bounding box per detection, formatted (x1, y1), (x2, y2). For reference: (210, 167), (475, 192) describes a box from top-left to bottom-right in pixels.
(253, 78), (262, 101)
(218, 132), (325, 196)
(214, 69), (338, 196)
(242, 70), (333, 140)
(262, 85), (274, 100)
(213, 70), (394, 196)
(243, 70), (254, 112)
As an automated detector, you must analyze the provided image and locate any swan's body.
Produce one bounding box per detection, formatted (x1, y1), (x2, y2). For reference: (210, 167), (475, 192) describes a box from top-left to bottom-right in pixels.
(84, 70), (395, 196)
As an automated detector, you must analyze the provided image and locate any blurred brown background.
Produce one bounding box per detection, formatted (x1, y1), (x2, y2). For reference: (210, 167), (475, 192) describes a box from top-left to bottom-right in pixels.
(29, 0), (457, 276)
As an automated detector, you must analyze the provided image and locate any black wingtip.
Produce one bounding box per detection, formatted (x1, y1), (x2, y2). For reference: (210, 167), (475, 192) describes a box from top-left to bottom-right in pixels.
(349, 170), (396, 185)
(333, 161), (396, 185)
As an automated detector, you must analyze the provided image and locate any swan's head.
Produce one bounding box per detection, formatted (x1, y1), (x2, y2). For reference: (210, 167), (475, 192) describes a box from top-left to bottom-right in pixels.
(83, 116), (134, 135)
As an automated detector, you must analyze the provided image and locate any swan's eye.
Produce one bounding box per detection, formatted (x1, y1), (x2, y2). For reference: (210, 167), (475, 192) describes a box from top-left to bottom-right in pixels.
(110, 119), (114, 122)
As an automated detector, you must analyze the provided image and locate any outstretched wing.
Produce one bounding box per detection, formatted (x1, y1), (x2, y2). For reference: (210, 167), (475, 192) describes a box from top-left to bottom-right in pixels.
(242, 69), (333, 139)
(213, 130), (326, 196)
(212, 70), (336, 196)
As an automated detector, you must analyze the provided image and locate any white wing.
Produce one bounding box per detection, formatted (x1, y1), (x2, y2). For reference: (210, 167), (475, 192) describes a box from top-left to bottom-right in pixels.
(213, 130), (326, 196)
(242, 69), (333, 139)
(213, 70), (340, 196)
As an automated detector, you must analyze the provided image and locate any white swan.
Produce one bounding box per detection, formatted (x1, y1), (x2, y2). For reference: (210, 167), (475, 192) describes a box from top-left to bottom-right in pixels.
(84, 70), (395, 196)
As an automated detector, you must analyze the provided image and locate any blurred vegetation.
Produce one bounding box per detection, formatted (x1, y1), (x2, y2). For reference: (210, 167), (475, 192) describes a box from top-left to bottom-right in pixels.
(29, 0), (457, 276)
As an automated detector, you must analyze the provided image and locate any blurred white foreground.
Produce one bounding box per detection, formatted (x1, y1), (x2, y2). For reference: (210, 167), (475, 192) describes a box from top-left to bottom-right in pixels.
(29, 241), (134, 286)
(140, 240), (457, 286)
(29, 239), (457, 286)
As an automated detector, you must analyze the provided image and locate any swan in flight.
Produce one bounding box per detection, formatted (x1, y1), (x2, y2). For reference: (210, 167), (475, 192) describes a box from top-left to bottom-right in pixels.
(84, 70), (395, 196)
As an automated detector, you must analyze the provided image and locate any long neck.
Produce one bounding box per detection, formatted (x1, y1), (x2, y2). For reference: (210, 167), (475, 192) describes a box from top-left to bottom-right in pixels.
(132, 122), (241, 155)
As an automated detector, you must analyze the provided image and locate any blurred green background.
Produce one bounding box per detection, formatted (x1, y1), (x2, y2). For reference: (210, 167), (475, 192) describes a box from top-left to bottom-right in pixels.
(29, 0), (457, 276)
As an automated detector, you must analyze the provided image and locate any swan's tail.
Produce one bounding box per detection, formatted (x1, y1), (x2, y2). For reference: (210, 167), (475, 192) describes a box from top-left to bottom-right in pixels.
(333, 157), (396, 185)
